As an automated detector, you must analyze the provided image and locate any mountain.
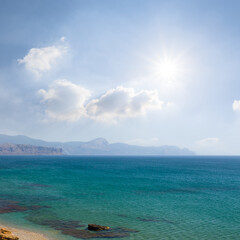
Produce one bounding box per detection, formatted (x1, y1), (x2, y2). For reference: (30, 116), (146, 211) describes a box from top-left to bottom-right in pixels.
(0, 143), (63, 155)
(0, 134), (52, 146)
(0, 134), (194, 155)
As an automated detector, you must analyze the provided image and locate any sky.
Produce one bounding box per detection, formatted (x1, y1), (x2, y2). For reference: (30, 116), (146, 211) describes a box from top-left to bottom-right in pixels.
(0, 0), (240, 155)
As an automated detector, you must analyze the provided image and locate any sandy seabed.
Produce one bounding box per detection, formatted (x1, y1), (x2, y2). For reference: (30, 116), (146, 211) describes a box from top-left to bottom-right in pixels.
(0, 224), (50, 240)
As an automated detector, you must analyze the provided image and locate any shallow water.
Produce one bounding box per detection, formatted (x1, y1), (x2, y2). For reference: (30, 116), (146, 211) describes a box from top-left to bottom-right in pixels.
(0, 156), (240, 239)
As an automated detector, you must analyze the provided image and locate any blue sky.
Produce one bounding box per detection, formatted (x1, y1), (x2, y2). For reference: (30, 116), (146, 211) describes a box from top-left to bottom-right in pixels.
(0, 0), (240, 154)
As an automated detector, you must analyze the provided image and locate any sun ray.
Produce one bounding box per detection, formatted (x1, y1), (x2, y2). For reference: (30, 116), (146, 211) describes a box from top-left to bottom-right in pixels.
(143, 51), (188, 90)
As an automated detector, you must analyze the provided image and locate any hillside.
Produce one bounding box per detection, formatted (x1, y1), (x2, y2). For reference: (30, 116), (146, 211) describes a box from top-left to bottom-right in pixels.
(0, 143), (63, 155)
(0, 134), (194, 156)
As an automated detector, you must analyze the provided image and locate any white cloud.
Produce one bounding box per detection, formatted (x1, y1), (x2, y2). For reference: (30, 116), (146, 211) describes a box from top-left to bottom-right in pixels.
(39, 79), (90, 121)
(86, 86), (163, 122)
(232, 100), (240, 112)
(38, 82), (164, 122)
(18, 45), (66, 76)
(196, 137), (220, 147)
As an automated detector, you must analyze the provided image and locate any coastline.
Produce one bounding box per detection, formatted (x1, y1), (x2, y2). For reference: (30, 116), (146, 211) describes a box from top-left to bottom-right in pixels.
(0, 223), (50, 240)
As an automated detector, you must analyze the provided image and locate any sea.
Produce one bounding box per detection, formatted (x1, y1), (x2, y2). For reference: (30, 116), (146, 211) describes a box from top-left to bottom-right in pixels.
(0, 156), (239, 240)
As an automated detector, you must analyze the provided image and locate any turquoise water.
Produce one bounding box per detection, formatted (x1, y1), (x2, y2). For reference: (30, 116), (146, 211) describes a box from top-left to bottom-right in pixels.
(0, 156), (240, 239)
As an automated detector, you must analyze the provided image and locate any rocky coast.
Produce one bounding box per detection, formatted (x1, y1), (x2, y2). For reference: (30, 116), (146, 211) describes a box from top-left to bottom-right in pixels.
(0, 225), (48, 240)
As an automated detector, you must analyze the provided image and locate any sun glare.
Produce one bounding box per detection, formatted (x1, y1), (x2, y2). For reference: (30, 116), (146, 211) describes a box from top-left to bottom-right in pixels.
(146, 53), (187, 89)
(158, 59), (180, 79)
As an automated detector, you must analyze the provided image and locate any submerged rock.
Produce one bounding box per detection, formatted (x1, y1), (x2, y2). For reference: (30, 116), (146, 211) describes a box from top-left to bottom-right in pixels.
(25, 210), (84, 230)
(25, 210), (138, 239)
(88, 224), (110, 231)
(62, 229), (130, 239)
(0, 198), (50, 214)
(0, 228), (19, 240)
(44, 220), (85, 230)
(0, 201), (28, 214)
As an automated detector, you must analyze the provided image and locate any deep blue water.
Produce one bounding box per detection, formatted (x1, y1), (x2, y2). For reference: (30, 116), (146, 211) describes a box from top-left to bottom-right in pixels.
(0, 156), (240, 239)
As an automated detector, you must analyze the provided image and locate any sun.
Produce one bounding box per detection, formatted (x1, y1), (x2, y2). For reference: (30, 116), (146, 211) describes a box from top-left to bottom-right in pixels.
(144, 53), (188, 89)
(158, 58), (180, 79)
(153, 55), (185, 81)
(143, 50), (189, 90)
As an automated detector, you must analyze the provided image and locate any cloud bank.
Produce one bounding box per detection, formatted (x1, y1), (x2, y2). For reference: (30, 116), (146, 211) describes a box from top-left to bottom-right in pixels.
(39, 82), (163, 122)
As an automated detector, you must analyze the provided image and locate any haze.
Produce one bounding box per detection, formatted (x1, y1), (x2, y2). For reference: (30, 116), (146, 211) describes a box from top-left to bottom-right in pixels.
(0, 0), (240, 155)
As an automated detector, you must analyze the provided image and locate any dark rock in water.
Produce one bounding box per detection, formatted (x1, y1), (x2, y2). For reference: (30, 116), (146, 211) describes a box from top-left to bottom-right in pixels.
(0, 201), (28, 214)
(62, 226), (139, 239)
(25, 210), (84, 230)
(0, 228), (19, 240)
(25, 210), (138, 239)
(62, 229), (130, 239)
(88, 224), (110, 231)
(0, 198), (50, 214)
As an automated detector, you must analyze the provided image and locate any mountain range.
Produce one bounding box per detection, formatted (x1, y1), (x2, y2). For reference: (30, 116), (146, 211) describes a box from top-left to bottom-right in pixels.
(0, 134), (194, 155)
(0, 143), (63, 155)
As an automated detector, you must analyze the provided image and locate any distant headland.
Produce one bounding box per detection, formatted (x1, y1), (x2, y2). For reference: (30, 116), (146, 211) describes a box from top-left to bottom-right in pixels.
(0, 143), (63, 156)
(0, 134), (194, 156)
